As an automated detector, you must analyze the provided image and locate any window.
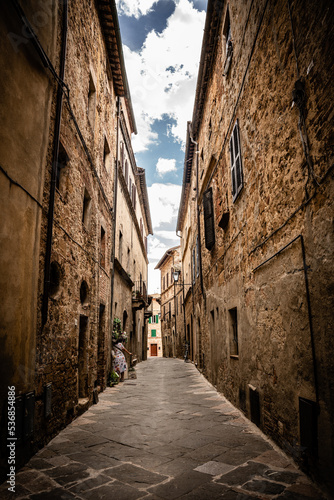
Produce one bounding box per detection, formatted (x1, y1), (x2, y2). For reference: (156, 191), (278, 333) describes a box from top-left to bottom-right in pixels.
(180, 295), (182, 310)
(120, 142), (124, 172)
(167, 273), (169, 288)
(49, 261), (61, 298)
(132, 185), (136, 210)
(140, 218), (143, 238)
(151, 329), (156, 337)
(223, 8), (233, 76)
(196, 236), (200, 277)
(124, 159), (129, 186)
(88, 72), (96, 129)
(156, 314), (159, 324)
(119, 231), (123, 263)
(169, 301), (171, 320)
(230, 120), (243, 201)
(192, 247), (196, 284)
(163, 276), (165, 290)
(203, 187), (215, 250)
(80, 280), (89, 305)
(56, 142), (69, 190)
(82, 188), (91, 228)
(103, 137), (111, 172)
(229, 307), (238, 356)
(100, 226), (106, 268)
(129, 177), (132, 198)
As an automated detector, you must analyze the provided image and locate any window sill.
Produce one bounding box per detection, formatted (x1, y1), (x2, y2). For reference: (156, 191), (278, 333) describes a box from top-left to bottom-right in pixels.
(230, 355), (239, 360)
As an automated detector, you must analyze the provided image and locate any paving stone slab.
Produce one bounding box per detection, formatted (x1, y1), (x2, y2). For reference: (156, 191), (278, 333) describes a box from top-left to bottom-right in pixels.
(103, 463), (168, 488)
(243, 478), (286, 495)
(68, 473), (113, 494)
(67, 451), (120, 469)
(217, 461), (268, 486)
(148, 470), (212, 500)
(29, 487), (78, 499)
(177, 481), (230, 499)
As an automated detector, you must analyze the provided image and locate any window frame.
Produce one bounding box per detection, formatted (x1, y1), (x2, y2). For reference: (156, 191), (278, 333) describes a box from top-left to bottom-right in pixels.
(230, 119), (244, 202)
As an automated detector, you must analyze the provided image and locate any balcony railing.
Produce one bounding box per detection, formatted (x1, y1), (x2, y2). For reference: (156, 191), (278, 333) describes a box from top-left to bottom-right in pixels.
(132, 280), (148, 304)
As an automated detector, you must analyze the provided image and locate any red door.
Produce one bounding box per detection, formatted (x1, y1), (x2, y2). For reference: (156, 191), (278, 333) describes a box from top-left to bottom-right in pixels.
(151, 344), (158, 356)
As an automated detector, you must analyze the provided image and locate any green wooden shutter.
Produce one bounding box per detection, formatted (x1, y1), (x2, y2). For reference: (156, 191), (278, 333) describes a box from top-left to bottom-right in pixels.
(149, 316), (151, 324)
(151, 329), (156, 337)
(203, 187), (215, 251)
(156, 314), (159, 323)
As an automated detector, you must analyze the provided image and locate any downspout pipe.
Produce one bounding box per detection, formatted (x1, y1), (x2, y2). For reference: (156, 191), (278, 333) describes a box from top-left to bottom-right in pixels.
(110, 97), (121, 342)
(42, 0), (68, 326)
(189, 123), (205, 298)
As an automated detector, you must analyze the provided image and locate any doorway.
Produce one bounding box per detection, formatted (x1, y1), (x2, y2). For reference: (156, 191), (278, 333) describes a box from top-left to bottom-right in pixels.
(78, 315), (88, 398)
(151, 344), (158, 356)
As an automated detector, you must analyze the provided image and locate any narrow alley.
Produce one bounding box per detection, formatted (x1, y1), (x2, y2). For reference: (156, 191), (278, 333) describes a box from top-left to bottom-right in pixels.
(0, 359), (327, 500)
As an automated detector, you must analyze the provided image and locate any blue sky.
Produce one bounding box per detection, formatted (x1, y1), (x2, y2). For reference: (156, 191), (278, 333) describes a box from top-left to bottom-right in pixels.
(116, 0), (207, 292)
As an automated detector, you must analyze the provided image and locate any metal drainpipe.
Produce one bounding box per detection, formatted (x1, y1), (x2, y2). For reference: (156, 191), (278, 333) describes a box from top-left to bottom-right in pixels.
(110, 97), (120, 344)
(42, 0), (68, 326)
(189, 124), (205, 298)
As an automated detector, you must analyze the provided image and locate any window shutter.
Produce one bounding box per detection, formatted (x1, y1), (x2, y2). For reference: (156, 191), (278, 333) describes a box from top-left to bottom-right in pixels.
(156, 314), (159, 323)
(149, 316), (151, 324)
(230, 120), (243, 201)
(203, 187), (215, 251)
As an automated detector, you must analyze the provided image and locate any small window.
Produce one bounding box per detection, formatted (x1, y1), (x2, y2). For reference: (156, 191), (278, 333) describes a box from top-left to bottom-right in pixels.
(169, 302), (171, 319)
(100, 226), (106, 268)
(119, 231), (123, 263)
(103, 137), (111, 172)
(80, 280), (89, 305)
(223, 8), (233, 76)
(230, 120), (244, 201)
(120, 142), (124, 172)
(56, 142), (69, 190)
(49, 261), (61, 298)
(203, 187), (215, 251)
(140, 218), (143, 238)
(229, 307), (238, 356)
(124, 159), (129, 186)
(196, 236), (200, 277)
(151, 329), (156, 337)
(192, 247), (196, 284)
(129, 177), (132, 197)
(82, 188), (91, 228)
(88, 72), (96, 129)
(167, 273), (169, 288)
(163, 276), (165, 290)
(132, 185), (136, 210)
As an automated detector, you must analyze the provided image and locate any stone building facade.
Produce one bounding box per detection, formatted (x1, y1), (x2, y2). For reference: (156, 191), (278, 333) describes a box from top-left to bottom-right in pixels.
(155, 247), (184, 358)
(147, 295), (163, 358)
(177, 0), (334, 492)
(113, 107), (153, 362)
(0, 0), (152, 481)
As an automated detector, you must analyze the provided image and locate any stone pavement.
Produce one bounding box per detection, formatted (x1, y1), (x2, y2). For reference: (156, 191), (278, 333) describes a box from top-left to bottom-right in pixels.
(0, 358), (328, 500)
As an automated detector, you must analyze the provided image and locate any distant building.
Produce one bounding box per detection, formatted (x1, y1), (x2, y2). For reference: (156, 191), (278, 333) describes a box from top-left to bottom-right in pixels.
(177, 0), (334, 493)
(155, 246), (184, 358)
(147, 295), (163, 358)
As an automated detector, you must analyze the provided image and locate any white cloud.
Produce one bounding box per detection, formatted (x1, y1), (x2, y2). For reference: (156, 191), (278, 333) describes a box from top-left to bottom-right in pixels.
(116, 0), (157, 18)
(156, 158), (177, 176)
(123, 0), (206, 152)
(147, 183), (182, 231)
(147, 183), (181, 293)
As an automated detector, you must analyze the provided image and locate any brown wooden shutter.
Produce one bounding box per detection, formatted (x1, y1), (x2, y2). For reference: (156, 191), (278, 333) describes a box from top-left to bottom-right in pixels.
(203, 187), (215, 250)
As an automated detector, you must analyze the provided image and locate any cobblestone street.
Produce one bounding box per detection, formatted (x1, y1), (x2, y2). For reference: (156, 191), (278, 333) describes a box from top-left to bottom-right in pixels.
(1, 359), (328, 499)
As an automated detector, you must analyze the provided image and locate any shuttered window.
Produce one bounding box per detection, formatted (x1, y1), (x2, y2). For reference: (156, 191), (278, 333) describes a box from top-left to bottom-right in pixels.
(196, 236), (200, 277)
(203, 187), (215, 251)
(192, 247), (196, 283)
(230, 120), (243, 201)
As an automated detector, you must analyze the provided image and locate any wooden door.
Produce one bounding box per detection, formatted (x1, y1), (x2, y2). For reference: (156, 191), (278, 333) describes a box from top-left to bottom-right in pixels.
(151, 344), (158, 356)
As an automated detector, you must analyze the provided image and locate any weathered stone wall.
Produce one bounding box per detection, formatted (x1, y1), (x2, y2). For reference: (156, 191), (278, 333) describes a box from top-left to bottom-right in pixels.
(35, 0), (117, 449)
(179, 0), (334, 491)
(0, 0), (58, 479)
